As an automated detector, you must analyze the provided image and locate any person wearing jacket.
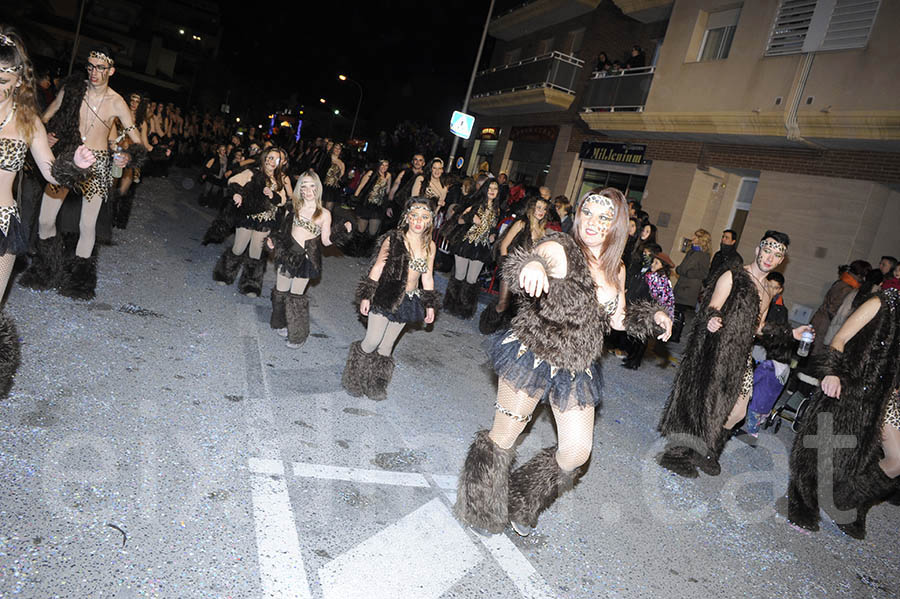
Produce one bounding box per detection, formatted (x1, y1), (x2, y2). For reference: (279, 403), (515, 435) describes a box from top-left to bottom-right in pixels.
(672, 229), (711, 311)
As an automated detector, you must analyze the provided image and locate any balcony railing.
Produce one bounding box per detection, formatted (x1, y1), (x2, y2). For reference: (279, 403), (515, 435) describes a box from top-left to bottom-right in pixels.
(581, 66), (655, 112)
(472, 51), (584, 99)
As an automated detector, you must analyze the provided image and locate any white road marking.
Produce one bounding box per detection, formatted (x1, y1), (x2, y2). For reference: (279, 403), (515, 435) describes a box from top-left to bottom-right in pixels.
(250, 471), (311, 599)
(430, 473), (459, 490)
(291, 462), (430, 487)
(318, 498), (482, 599)
(475, 532), (558, 599)
(249, 457), (284, 476)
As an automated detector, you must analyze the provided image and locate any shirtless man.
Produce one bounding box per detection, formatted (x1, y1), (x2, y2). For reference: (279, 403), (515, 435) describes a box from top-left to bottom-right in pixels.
(657, 230), (812, 478)
(27, 45), (145, 300)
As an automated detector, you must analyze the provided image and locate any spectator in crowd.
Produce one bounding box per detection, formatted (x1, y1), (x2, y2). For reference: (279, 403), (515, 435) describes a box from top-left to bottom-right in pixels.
(704, 229), (742, 289)
(809, 260), (871, 355)
(554, 195), (572, 234)
(622, 248), (675, 369)
(878, 255), (898, 278)
(824, 268), (885, 346)
(766, 272), (788, 324)
(625, 45), (646, 69)
(883, 261), (900, 291)
(595, 51), (610, 72)
(672, 229), (711, 313)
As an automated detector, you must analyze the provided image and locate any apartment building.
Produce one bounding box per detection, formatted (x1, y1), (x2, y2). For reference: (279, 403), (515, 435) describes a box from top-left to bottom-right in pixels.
(467, 0), (900, 311)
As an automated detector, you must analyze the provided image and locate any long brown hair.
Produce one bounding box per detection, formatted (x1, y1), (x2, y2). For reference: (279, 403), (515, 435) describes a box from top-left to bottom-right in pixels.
(0, 26), (39, 143)
(572, 187), (628, 284)
(259, 147), (287, 193)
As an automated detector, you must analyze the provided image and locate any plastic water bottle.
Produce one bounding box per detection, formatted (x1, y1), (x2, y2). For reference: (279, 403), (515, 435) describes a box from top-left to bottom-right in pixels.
(110, 146), (123, 178)
(797, 329), (814, 357)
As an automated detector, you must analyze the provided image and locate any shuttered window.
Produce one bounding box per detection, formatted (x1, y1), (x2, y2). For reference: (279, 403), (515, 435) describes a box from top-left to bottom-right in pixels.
(765, 0), (881, 56)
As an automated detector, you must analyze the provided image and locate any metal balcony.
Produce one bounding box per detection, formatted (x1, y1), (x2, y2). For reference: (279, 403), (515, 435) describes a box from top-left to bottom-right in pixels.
(470, 52), (584, 116)
(581, 66), (655, 113)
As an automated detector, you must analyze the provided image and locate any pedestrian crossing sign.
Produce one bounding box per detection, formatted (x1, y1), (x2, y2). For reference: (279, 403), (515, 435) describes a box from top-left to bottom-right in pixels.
(450, 111), (475, 140)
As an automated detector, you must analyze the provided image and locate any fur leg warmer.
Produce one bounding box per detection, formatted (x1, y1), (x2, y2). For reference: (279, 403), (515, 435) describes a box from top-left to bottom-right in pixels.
(453, 430), (516, 534)
(508, 447), (580, 529)
(656, 445), (700, 479)
(478, 300), (509, 335)
(284, 293), (309, 347)
(444, 277), (462, 316)
(341, 341), (371, 397)
(457, 281), (480, 320)
(58, 256), (97, 301)
(114, 187), (135, 229)
(202, 211), (234, 246)
(270, 288), (288, 330)
(19, 235), (64, 290)
(212, 249), (242, 285)
(0, 312), (21, 399)
(831, 463), (898, 540)
(787, 477), (819, 532)
(238, 256), (266, 297)
(367, 353), (395, 401)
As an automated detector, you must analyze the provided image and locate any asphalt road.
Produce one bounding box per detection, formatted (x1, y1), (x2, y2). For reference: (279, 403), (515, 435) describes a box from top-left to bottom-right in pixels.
(1, 170), (897, 599)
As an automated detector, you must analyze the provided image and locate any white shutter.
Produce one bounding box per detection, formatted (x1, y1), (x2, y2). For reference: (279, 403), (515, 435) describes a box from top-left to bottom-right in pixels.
(818, 0), (881, 51)
(766, 0), (881, 56)
(766, 0), (817, 56)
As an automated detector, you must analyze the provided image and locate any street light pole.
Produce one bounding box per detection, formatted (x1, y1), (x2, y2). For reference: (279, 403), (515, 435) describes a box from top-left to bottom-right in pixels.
(68, 0), (88, 76)
(339, 75), (363, 141)
(447, 0), (495, 173)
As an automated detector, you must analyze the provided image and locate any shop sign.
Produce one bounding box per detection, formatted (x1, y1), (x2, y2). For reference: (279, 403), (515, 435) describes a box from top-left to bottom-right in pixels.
(579, 141), (646, 164)
(479, 127), (498, 140)
(510, 125), (558, 143)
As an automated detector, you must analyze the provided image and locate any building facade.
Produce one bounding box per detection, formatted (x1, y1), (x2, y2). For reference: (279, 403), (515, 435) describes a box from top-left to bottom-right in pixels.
(466, 0), (900, 311)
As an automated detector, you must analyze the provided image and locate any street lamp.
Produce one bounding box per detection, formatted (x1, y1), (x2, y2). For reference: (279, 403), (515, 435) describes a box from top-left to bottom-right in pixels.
(338, 74), (363, 141)
(319, 98), (326, 104)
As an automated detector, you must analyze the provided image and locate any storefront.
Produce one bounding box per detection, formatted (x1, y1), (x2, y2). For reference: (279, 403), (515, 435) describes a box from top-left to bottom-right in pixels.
(467, 127), (500, 176)
(507, 125), (559, 187)
(575, 141), (651, 202)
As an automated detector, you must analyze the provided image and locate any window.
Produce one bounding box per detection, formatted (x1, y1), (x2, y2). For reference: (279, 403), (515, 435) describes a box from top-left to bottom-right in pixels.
(563, 28), (585, 55)
(766, 0), (882, 56)
(536, 37), (555, 56)
(698, 7), (741, 61)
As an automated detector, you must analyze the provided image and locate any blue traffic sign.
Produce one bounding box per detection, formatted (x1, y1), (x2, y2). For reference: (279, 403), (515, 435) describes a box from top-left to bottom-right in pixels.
(450, 111), (475, 140)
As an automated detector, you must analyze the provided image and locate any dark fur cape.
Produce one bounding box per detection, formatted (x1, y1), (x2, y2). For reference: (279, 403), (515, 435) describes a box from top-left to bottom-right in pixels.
(354, 230), (440, 312)
(788, 289), (900, 525)
(504, 233), (662, 373)
(45, 75), (87, 153)
(658, 267), (760, 449)
(0, 312), (21, 399)
(233, 170), (278, 216)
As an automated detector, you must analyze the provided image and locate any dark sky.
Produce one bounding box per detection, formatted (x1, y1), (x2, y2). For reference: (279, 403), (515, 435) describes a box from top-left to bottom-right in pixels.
(219, 2), (494, 137)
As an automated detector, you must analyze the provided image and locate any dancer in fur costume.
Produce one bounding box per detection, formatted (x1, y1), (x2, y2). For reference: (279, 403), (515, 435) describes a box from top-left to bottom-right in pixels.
(479, 196), (549, 335)
(212, 147), (290, 298)
(787, 289), (900, 539)
(266, 171), (351, 348)
(342, 197), (441, 401)
(454, 189), (672, 537)
(657, 231), (811, 478)
(445, 176), (497, 319)
(19, 44), (147, 301)
(0, 27), (96, 395)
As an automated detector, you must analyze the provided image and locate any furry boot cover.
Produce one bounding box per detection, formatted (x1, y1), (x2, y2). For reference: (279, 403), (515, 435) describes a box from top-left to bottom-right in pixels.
(508, 447), (580, 529)
(284, 293), (309, 347)
(457, 281), (480, 320)
(58, 256), (97, 301)
(478, 300), (509, 335)
(453, 430), (516, 534)
(212, 249), (242, 285)
(444, 277), (462, 316)
(238, 256), (266, 297)
(831, 464), (898, 540)
(19, 235), (64, 290)
(0, 311), (21, 399)
(341, 340), (371, 397)
(366, 352), (395, 401)
(270, 288), (288, 330)
(114, 187), (135, 229)
(202, 211), (234, 246)
(656, 445), (700, 479)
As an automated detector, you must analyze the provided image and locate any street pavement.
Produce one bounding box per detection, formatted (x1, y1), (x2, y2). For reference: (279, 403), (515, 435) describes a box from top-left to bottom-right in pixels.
(1, 169), (898, 599)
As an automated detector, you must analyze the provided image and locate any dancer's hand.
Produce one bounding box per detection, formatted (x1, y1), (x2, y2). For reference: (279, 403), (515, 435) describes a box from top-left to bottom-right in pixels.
(113, 153), (129, 167)
(655, 311), (673, 341)
(47, 133), (58, 148)
(263, 187), (274, 199)
(519, 261), (549, 298)
(73, 145), (97, 169)
(792, 325), (813, 340)
(266, 238), (274, 251)
(821, 375), (841, 399)
(707, 316), (723, 332)
(233, 194), (242, 207)
(360, 299), (370, 316)
(344, 222), (352, 233)
(424, 307), (435, 324)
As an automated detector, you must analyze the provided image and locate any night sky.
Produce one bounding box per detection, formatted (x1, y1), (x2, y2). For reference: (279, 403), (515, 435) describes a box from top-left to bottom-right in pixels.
(219, 2), (494, 137)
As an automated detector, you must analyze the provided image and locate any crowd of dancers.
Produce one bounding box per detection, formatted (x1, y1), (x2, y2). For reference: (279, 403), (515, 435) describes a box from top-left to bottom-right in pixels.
(1, 24), (898, 544)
